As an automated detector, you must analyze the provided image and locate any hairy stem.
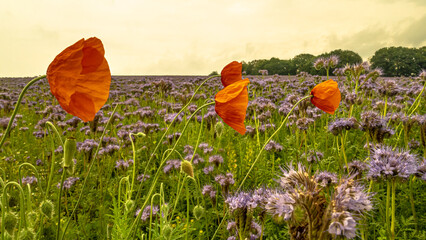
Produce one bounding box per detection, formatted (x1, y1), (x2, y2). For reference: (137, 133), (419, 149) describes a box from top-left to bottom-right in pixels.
(0, 75), (46, 149)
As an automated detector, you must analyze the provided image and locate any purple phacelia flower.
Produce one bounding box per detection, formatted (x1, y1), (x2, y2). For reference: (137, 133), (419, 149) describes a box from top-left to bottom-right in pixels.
(208, 155), (223, 166)
(21, 176), (38, 186)
(367, 145), (418, 180)
(57, 177), (80, 190)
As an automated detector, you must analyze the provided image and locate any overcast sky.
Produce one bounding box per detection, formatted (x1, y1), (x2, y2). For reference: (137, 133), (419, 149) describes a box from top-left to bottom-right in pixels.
(0, 0), (425, 77)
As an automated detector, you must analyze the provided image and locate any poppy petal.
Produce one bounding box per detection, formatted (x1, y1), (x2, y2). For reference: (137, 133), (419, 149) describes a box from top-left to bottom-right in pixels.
(221, 61), (243, 87)
(215, 79), (250, 135)
(310, 79), (341, 114)
(47, 37), (111, 122)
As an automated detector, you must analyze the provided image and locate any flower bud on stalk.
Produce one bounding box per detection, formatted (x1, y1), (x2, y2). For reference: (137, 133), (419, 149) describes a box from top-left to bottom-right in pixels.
(63, 137), (77, 169)
(181, 160), (194, 178)
(193, 205), (205, 220)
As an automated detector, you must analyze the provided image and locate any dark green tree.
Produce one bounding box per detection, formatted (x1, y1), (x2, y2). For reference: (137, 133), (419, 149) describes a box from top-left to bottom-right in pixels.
(291, 53), (316, 75)
(370, 47), (425, 77)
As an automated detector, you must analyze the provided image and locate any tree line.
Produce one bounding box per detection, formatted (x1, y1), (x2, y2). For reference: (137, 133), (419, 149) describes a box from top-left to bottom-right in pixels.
(240, 47), (425, 77)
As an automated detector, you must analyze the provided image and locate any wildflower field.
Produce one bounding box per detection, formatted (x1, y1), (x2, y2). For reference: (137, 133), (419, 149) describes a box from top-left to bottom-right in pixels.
(0, 38), (425, 240)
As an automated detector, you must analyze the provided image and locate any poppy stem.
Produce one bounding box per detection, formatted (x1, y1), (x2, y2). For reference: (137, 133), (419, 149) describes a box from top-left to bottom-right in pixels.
(211, 95), (311, 240)
(61, 105), (119, 240)
(407, 80), (425, 115)
(56, 168), (67, 240)
(0, 75), (46, 149)
(1, 182), (26, 239)
(128, 102), (215, 239)
(391, 179), (396, 240)
(237, 95), (311, 191)
(133, 75), (220, 201)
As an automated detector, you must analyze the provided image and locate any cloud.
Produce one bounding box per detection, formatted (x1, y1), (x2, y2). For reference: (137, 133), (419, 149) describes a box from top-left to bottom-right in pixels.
(326, 28), (391, 60)
(395, 15), (426, 46)
(325, 14), (426, 60)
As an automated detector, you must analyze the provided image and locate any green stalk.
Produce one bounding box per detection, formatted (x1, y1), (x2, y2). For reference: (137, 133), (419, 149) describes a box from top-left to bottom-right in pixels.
(118, 177), (130, 209)
(386, 181), (391, 239)
(0, 75), (46, 149)
(61, 105), (119, 239)
(18, 163), (45, 197)
(238, 95), (310, 190)
(390, 179), (396, 240)
(129, 132), (145, 198)
(46, 121), (64, 147)
(409, 177), (418, 233)
(134, 75), (219, 201)
(2, 182), (26, 239)
(56, 169), (67, 240)
(211, 95), (311, 240)
(407, 80), (426, 115)
(127, 102), (215, 239)
(340, 134), (349, 174)
(148, 193), (161, 240)
(185, 180), (190, 240)
(383, 95), (388, 118)
(170, 174), (186, 220)
(304, 130), (308, 164)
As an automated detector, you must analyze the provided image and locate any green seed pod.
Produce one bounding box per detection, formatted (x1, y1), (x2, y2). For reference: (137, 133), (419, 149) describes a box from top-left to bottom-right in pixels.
(18, 228), (35, 240)
(63, 137), (77, 168)
(193, 205), (205, 220)
(4, 212), (18, 234)
(180, 160), (194, 178)
(125, 199), (135, 212)
(215, 121), (224, 137)
(40, 200), (54, 219)
(162, 224), (173, 240)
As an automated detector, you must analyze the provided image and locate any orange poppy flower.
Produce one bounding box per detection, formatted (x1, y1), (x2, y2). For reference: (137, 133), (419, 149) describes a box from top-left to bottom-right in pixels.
(47, 37), (111, 122)
(215, 61), (249, 135)
(310, 79), (341, 114)
(220, 61), (243, 87)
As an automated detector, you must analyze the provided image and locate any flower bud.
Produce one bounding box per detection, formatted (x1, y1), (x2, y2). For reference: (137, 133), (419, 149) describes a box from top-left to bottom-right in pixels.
(181, 160), (194, 178)
(162, 224), (173, 239)
(27, 211), (38, 226)
(136, 132), (146, 137)
(125, 199), (135, 212)
(4, 212), (18, 234)
(63, 137), (77, 168)
(215, 121), (224, 137)
(18, 228), (36, 240)
(193, 205), (205, 220)
(40, 200), (54, 219)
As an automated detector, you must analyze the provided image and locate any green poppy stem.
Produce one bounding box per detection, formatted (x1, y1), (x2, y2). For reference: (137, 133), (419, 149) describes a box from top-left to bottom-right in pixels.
(237, 95), (311, 191)
(133, 75), (219, 201)
(0, 75), (46, 149)
(56, 168), (67, 240)
(61, 105), (119, 240)
(386, 181), (391, 239)
(1, 182), (26, 239)
(127, 102), (215, 239)
(211, 95), (311, 240)
(391, 179), (396, 240)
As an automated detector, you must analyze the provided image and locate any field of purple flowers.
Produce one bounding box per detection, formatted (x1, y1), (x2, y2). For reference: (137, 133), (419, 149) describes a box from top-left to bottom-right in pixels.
(0, 63), (425, 239)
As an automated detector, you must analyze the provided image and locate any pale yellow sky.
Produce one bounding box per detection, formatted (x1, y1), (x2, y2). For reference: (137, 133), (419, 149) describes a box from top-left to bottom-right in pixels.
(0, 0), (425, 77)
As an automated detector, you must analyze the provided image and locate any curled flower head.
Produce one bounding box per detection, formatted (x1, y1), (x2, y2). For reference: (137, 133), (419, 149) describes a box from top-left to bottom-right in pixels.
(47, 37), (111, 122)
(310, 79), (341, 114)
(215, 61), (250, 135)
